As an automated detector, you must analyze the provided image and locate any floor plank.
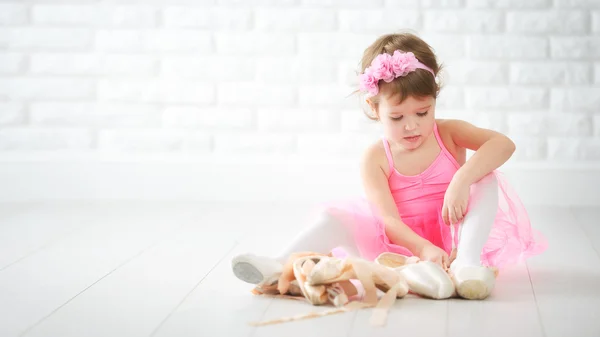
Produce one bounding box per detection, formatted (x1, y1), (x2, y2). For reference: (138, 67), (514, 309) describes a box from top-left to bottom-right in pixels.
(22, 215), (237, 337)
(0, 202), (104, 271)
(571, 206), (600, 258)
(0, 202), (197, 337)
(526, 206), (600, 337)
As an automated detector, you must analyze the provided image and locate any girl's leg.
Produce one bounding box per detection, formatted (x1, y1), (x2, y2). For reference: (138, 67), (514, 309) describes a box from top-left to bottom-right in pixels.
(274, 208), (361, 263)
(449, 172), (498, 300)
(232, 208), (360, 285)
(451, 172), (499, 269)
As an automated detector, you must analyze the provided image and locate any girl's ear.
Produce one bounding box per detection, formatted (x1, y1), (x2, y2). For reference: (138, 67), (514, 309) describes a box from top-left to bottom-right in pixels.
(365, 98), (380, 120)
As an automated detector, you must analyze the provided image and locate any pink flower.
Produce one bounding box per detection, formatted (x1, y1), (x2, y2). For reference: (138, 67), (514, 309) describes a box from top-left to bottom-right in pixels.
(359, 67), (379, 96)
(391, 50), (419, 77)
(370, 53), (395, 83)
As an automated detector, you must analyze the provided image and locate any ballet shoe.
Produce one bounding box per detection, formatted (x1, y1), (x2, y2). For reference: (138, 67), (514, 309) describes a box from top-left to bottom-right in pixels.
(375, 252), (456, 300)
(449, 262), (496, 300)
(302, 255), (409, 301)
(231, 253), (283, 286)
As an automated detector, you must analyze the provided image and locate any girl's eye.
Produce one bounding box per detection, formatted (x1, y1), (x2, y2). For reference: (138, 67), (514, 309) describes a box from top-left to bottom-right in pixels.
(417, 111), (428, 117)
(390, 116), (403, 121)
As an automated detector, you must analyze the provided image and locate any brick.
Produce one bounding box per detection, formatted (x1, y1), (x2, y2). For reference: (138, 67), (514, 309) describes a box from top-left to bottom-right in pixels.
(161, 56), (254, 81)
(340, 109), (382, 133)
(594, 115), (600, 136)
(505, 136), (547, 161)
(98, 80), (215, 104)
(302, 0), (384, 6)
(436, 87), (465, 109)
(555, 0), (600, 8)
(339, 10), (420, 33)
(595, 64), (600, 84)
(218, 0), (297, 5)
(466, 88), (547, 110)
(0, 28), (92, 50)
(256, 57), (336, 83)
(551, 37), (600, 59)
(0, 102), (25, 125)
(510, 62), (591, 85)
(163, 106), (254, 130)
(164, 7), (251, 30)
(298, 33), (377, 60)
(593, 11), (600, 33)
(339, 60), (361, 87)
(424, 11), (503, 33)
(507, 11), (588, 34)
(0, 78), (94, 100)
(384, 0), (420, 7)
(32, 5), (156, 27)
(145, 30), (212, 52)
(444, 60), (507, 84)
(0, 4), (28, 25)
(215, 33), (295, 55)
(470, 112), (507, 133)
(420, 34), (467, 59)
(214, 133), (295, 154)
(466, 0), (550, 8)
(0, 53), (24, 74)
(0, 128), (93, 151)
(217, 83), (294, 106)
(95, 30), (143, 51)
(30, 103), (162, 127)
(421, 0), (464, 7)
(548, 138), (600, 161)
(468, 36), (547, 59)
(256, 9), (336, 31)
(31, 54), (157, 76)
(298, 84), (357, 108)
(296, 133), (374, 156)
(508, 113), (592, 137)
(98, 129), (189, 152)
(551, 88), (600, 112)
(257, 108), (339, 132)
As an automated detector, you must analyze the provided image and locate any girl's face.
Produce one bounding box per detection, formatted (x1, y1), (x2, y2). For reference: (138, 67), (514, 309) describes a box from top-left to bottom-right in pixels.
(369, 94), (436, 151)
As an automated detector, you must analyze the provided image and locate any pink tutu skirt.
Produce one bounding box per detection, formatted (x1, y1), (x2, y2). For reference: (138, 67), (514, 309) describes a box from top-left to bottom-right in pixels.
(320, 171), (548, 269)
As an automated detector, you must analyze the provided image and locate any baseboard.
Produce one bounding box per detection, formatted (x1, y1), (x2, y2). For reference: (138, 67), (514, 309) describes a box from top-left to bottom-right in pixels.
(1, 154), (599, 206)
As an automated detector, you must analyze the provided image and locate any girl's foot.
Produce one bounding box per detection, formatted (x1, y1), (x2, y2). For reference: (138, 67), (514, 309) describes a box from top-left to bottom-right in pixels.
(449, 262), (496, 300)
(231, 253), (283, 285)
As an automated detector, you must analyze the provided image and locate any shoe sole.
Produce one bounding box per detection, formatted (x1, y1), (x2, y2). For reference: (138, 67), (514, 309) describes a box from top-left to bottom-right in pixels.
(456, 279), (491, 300)
(232, 261), (265, 284)
(452, 267), (495, 300)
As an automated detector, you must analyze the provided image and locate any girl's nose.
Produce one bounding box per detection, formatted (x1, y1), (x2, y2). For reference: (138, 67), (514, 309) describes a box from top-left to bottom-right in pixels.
(405, 122), (417, 131)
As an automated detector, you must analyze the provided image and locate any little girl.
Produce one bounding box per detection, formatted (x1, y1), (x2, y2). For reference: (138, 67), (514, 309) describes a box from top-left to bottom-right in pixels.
(231, 32), (547, 300)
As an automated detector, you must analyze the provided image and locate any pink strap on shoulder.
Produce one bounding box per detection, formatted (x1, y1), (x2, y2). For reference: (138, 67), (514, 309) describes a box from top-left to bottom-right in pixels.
(381, 137), (395, 173)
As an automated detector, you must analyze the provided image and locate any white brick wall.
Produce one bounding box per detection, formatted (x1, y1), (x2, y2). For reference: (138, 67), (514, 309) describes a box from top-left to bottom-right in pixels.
(0, 0), (598, 163)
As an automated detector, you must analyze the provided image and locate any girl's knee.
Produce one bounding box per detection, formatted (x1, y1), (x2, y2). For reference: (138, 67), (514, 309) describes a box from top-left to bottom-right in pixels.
(470, 173), (499, 202)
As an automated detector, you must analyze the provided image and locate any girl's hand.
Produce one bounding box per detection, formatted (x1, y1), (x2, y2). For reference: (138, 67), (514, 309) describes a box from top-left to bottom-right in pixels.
(442, 180), (470, 226)
(418, 243), (449, 269)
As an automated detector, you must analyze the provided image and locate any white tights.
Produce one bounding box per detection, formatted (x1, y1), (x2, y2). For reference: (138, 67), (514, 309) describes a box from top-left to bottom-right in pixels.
(275, 172), (499, 268)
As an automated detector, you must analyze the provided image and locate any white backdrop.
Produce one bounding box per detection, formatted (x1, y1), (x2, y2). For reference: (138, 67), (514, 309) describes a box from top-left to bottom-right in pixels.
(0, 0), (599, 204)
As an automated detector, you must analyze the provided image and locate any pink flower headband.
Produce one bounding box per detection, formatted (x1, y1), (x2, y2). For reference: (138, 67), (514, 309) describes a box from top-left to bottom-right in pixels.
(358, 50), (435, 97)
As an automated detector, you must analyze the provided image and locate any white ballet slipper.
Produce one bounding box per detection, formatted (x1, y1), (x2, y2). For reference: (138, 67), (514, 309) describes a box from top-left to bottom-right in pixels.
(449, 263), (496, 300)
(375, 252), (456, 300)
(231, 253), (283, 286)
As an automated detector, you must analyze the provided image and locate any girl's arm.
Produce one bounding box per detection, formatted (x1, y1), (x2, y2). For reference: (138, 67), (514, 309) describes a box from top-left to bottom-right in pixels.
(446, 119), (516, 186)
(360, 144), (430, 255)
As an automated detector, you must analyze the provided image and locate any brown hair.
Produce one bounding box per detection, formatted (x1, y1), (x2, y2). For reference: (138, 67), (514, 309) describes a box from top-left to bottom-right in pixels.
(357, 32), (443, 121)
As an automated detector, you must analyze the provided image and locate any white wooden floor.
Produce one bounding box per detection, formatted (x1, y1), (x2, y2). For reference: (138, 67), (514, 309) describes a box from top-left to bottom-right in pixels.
(0, 201), (599, 337)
